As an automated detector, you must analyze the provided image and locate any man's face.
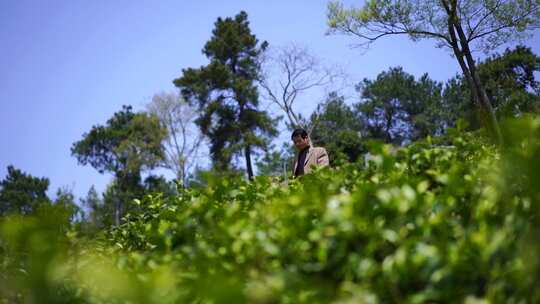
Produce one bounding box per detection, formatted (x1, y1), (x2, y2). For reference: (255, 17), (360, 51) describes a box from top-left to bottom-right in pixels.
(292, 135), (309, 151)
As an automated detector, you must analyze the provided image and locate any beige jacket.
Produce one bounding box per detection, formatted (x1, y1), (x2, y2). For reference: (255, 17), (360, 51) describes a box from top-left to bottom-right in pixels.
(293, 146), (329, 176)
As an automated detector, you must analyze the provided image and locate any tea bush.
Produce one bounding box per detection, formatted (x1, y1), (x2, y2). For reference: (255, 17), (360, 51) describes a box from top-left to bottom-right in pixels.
(2, 117), (540, 303)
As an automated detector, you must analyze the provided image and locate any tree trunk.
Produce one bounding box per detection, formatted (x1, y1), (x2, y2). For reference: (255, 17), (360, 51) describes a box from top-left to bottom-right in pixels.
(385, 107), (394, 143)
(114, 199), (120, 226)
(442, 0), (503, 145)
(468, 64), (503, 145)
(114, 174), (124, 226)
(452, 19), (503, 145)
(181, 166), (186, 189)
(177, 161), (186, 189)
(244, 144), (254, 181)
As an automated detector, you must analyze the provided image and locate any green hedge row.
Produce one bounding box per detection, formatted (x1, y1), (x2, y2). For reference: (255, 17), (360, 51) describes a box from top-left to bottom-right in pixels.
(2, 117), (540, 303)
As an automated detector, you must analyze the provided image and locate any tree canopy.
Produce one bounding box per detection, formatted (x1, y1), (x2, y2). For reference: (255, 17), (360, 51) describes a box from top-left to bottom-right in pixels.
(71, 105), (167, 176)
(71, 105), (167, 225)
(355, 67), (446, 145)
(309, 92), (365, 164)
(146, 92), (204, 186)
(327, 0), (540, 144)
(174, 11), (277, 179)
(0, 165), (51, 216)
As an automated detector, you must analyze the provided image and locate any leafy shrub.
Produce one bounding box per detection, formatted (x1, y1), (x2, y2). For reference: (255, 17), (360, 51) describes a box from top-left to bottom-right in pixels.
(2, 117), (540, 303)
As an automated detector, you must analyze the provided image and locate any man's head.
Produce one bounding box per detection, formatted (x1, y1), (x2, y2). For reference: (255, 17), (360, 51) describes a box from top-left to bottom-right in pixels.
(291, 128), (310, 151)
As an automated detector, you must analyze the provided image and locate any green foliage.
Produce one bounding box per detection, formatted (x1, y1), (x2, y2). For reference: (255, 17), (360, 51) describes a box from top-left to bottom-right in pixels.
(356, 67), (446, 145)
(327, 1), (540, 54)
(255, 149), (284, 177)
(444, 46), (540, 129)
(3, 117), (540, 303)
(327, 0), (540, 144)
(479, 46), (540, 117)
(174, 11), (277, 178)
(352, 48), (540, 144)
(71, 105), (167, 176)
(310, 92), (365, 164)
(0, 200), (82, 302)
(79, 185), (107, 232)
(441, 76), (479, 130)
(71, 105), (168, 226)
(54, 187), (81, 223)
(143, 175), (177, 198)
(0, 166), (51, 216)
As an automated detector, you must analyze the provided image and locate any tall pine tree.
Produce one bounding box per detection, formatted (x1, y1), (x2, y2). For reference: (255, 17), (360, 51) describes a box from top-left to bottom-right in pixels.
(174, 11), (277, 180)
(0, 166), (51, 216)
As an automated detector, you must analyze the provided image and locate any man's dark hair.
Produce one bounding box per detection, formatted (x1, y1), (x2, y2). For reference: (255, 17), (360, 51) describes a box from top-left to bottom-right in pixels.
(291, 128), (308, 140)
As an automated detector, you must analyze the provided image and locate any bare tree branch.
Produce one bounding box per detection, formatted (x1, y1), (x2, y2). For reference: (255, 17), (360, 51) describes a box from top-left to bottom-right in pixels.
(146, 91), (206, 186)
(257, 43), (347, 130)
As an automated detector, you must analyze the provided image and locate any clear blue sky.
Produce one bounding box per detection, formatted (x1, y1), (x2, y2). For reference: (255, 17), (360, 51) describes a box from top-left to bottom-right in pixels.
(1, 0), (539, 199)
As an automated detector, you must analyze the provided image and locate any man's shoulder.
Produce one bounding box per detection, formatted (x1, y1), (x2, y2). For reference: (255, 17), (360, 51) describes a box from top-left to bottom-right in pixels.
(311, 146), (327, 153)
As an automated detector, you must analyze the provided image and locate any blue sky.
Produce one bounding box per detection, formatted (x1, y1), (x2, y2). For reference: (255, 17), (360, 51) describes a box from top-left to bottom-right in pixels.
(1, 0), (539, 199)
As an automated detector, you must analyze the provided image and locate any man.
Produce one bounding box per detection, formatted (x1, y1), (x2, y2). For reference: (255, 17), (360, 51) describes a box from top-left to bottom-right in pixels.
(291, 128), (329, 178)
